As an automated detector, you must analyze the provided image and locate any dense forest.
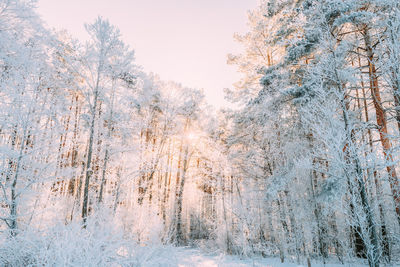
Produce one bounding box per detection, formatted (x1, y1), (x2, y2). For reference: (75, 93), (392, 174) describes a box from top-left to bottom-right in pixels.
(0, 0), (400, 266)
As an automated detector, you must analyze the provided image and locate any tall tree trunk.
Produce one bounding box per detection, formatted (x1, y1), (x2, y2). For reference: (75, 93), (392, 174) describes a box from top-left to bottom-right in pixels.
(363, 29), (400, 224)
(99, 81), (116, 204)
(98, 148), (109, 204)
(162, 139), (172, 224)
(277, 193), (289, 263)
(175, 143), (189, 245)
(357, 51), (391, 258)
(9, 126), (28, 236)
(67, 94), (81, 195)
(310, 166), (328, 261)
(340, 93), (380, 267)
(220, 175), (232, 254)
(82, 88), (99, 225)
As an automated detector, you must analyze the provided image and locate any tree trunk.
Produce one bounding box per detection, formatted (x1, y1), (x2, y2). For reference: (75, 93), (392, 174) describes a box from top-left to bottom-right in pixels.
(9, 127), (27, 236)
(340, 94), (380, 267)
(82, 88), (99, 225)
(363, 29), (400, 224)
(175, 143), (189, 245)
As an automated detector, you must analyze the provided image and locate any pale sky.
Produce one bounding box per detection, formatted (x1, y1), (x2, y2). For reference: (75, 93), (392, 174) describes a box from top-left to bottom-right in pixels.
(37, 0), (257, 108)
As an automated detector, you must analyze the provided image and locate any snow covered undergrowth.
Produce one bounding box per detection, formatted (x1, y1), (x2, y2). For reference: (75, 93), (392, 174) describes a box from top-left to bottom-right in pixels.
(0, 241), (372, 267)
(173, 248), (370, 267)
(0, 223), (371, 267)
(0, 210), (379, 267)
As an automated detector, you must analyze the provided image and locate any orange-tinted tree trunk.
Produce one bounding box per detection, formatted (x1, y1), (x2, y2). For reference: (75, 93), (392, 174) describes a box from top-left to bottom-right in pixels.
(363, 29), (400, 222)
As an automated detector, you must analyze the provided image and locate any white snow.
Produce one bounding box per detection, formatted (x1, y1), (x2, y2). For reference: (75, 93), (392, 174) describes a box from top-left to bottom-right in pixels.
(158, 248), (369, 267)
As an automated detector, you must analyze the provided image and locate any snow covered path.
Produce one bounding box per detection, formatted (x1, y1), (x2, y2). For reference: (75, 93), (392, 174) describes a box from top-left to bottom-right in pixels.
(163, 248), (369, 267)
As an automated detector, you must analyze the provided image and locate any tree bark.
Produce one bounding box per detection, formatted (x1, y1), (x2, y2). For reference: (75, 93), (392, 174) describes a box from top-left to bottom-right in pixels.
(363, 29), (400, 224)
(82, 87), (99, 225)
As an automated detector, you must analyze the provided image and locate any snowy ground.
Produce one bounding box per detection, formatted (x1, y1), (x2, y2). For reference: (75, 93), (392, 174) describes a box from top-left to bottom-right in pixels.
(147, 248), (370, 267)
